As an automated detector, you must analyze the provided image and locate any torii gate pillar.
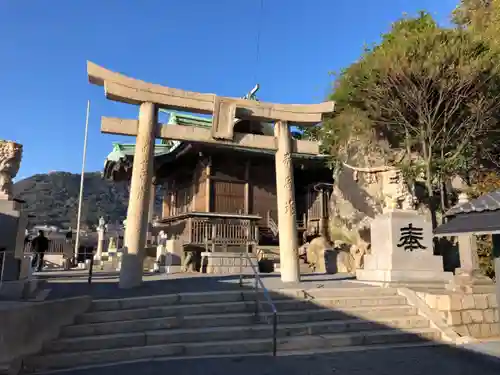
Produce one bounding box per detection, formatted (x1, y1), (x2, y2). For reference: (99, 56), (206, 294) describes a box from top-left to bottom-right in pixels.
(274, 121), (300, 283)
(120, 102), (156, 289)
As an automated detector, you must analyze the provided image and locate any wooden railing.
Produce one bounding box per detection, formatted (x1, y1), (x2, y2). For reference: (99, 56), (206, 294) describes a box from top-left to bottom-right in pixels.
(155, 212), (261, 249)
(266, 210), (307, 235)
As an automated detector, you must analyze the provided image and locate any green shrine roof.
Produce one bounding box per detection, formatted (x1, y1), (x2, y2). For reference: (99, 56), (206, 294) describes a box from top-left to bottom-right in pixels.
(103, 110), (329, 180)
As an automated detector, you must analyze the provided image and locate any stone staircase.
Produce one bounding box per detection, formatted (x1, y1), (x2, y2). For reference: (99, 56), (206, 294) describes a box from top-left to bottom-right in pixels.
(23, 287), (443, 373)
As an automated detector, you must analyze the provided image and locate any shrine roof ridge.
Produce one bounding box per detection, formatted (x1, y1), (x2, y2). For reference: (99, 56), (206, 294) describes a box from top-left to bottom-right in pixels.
(445, 190), (500, 217)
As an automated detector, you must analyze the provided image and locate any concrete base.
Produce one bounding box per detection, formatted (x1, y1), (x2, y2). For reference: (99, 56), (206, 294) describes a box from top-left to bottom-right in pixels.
(0, 296), (91, 367)
(165, 239), (183, 267)
(0, 253), (20, 282)
(0, 278), (45, 300)
(0, 199), (28, 282)
(0, 280), (25, 299)
(356, 269), (453, 283)
(118, 253), (143, 289)
(201, 252), (257, 274)
(446, 270), (495, 293)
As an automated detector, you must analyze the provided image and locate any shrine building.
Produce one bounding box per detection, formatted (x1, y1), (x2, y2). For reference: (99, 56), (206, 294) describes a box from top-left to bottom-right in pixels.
(102, 110), (334, 260)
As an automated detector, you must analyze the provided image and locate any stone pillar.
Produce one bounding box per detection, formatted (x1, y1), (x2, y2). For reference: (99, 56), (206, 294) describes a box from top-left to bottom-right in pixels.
(147, 183), (156, 244)
(456, 193), (481, 275)
(456, 235), (481, 275)
(490, 235), (500, 321)
(448, 193), (492, 291)
(95, 217), (105, 264)
(274, 121), (300, 283)
(119, 102), (157, 289)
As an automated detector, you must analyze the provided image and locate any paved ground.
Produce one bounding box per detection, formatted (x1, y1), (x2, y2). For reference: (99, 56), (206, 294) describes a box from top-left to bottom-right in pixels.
(36, 270), (361, 300)
(36, 345), (500, 375)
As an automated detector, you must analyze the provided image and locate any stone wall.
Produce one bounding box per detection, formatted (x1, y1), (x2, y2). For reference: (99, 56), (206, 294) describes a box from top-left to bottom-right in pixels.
(201, 252), (257, 274)
(0, 296), (91, 368)
(415, 289), (499, 339)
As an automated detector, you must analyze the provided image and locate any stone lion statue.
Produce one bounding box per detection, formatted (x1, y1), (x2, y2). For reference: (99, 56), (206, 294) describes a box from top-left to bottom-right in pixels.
(0, 140), (22, 200)
(303, 235), (372, 275)
(306, 236), (334, 273)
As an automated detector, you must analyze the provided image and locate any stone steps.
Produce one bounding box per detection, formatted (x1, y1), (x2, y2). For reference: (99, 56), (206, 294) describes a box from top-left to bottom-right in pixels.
(75, 294), (407, 324)
(24, 328), (440, 372)
(46, 315), (430, 353)
(23, 287), (443, 373)
(87, 287), (399, 312)
(61, 305), (417, 338)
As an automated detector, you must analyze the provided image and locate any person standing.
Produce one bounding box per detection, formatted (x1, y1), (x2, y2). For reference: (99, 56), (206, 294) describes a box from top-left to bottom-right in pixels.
(31, 230), (49, 272)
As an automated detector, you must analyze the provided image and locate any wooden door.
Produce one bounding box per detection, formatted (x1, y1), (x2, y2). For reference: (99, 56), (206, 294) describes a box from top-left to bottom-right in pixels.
(211, 180), (245, 214)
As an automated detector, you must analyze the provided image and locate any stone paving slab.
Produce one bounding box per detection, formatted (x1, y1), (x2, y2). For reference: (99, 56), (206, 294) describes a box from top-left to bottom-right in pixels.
(460, 339), (500, 366)
(31, 344), (500, 375)
(38, 271), (362, 300)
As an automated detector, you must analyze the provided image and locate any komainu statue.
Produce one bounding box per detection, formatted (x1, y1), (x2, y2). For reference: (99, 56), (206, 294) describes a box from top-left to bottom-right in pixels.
(304, 237), (370, 275)
(306, 236), (333, 273)
(0, 140), (22, 200)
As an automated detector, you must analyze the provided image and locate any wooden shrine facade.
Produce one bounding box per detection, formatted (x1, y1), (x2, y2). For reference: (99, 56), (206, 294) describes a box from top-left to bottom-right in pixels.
(104, 114), (334, 253)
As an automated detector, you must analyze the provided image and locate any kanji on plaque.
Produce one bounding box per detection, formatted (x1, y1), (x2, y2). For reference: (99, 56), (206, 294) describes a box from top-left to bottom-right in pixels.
(396, 223), (426, 252)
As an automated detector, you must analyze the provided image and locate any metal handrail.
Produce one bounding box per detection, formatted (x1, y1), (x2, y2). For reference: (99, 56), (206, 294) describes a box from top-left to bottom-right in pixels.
(239, 252), (278, 356)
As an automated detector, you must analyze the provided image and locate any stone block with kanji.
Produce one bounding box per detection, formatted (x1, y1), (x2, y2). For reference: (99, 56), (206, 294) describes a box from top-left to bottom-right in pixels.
(356, 209), (453, 283)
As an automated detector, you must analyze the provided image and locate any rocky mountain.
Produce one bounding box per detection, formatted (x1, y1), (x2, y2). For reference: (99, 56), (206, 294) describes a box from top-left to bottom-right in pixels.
(13, 172), (131, 229)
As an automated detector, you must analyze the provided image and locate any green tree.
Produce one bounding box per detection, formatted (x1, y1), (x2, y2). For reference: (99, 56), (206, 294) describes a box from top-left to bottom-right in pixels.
(319, 12), (500, 228)
(453, 0), (500, 45)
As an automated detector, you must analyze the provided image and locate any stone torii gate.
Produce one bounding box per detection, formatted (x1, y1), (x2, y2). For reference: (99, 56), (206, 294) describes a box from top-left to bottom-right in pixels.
(87, 61), (334, 289)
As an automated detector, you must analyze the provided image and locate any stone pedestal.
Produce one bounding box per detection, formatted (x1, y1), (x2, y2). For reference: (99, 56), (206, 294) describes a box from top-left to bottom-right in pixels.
(0, 200), (28, 282)
(163, 239), (183, 273)
(357, 209), (452, 283)
(201, 252), (257, 274)
(446, 242), (493, 292)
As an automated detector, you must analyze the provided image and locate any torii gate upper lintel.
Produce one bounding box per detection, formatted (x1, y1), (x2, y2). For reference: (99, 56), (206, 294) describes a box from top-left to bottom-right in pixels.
(87, 61), (335, 288)
(87, 61), (334, 140)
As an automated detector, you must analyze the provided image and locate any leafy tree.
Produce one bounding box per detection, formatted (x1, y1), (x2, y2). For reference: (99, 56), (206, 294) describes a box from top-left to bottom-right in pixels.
(318, 12), (500, 229)
(453, 0), (500, 45)
(453, 0), (500, 177)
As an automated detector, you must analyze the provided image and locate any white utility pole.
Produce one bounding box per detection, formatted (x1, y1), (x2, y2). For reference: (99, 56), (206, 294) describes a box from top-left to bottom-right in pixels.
(74, 100), (90, 263)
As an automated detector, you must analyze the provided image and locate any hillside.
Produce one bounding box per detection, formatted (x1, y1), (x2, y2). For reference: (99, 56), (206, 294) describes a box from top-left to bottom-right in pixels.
(13, 172), (131, 228)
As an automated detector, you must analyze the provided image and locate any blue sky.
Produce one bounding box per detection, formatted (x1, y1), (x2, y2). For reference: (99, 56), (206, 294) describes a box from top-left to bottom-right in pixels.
(1, 0), (459, 180)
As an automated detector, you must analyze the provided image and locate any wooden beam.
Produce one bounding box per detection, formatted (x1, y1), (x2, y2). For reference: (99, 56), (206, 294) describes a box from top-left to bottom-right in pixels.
(89, 61), (335, 126)
(101, 117), (320, 155)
